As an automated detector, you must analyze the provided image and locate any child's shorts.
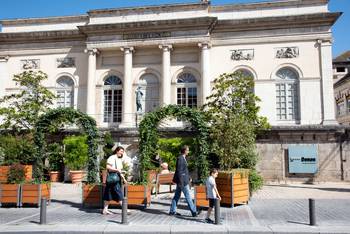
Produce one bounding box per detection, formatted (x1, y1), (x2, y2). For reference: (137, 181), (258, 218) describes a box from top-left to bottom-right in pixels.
(208, 198), (217, 208)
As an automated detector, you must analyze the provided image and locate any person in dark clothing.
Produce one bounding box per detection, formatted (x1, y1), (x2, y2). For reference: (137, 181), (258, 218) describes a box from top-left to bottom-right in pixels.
(169, 145), (199, 217)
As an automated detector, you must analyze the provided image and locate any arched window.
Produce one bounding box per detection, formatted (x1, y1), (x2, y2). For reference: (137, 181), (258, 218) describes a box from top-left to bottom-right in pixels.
(103, 75), (122, 123)
(138, 73), (159, 113)
(176, 73), (197, 108)
(275, 67), (300, 121)
(56, 76), (74, 108)
(234, 68), (255, 92)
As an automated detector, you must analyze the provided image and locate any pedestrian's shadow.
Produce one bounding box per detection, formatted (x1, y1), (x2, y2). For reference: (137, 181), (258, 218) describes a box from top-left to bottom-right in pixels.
(174, 214), (207, 223)
(50, 199), (101, 214)
(151, 201), (188, 210)
(140, 207), (169, 215)
(287, 220), (309, 226)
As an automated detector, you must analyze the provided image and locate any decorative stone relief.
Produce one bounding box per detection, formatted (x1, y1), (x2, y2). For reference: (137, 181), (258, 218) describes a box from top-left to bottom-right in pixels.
(231, 49), (254, 61)
(275, 47), (299, 58)
(57, 57), (75, 68)
(21, 59), (40, 70)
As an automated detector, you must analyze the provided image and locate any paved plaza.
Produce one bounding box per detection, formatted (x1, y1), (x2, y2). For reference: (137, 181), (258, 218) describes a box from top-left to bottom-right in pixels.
(0, 182), (350, 233)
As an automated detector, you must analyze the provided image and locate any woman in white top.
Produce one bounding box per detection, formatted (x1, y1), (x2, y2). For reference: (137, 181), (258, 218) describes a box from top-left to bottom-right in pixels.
(102, 145), (127, 215)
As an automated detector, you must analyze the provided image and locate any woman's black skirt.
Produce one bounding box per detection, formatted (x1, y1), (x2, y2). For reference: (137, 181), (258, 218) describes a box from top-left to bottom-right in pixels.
(103, 182), (123, 202)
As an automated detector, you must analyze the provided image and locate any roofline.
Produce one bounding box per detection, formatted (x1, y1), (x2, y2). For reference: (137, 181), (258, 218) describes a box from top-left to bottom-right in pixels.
(0, 15), (88, 26)
(88, 2), (208, 16)
(334, 73), (350, 88)
(211, 0), (329, 12)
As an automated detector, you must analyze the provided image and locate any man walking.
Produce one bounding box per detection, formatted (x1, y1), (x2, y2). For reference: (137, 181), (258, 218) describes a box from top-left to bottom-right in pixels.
(169, 145), (199, 217)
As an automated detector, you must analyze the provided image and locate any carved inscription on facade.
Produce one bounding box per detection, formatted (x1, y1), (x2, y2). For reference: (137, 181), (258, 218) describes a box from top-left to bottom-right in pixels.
(21, 59), (40, 70)
(57, 57), (75, 68)
(123, 31), (171, 40)
(275, 47), (299, 58)
(231, 49), (254, 61)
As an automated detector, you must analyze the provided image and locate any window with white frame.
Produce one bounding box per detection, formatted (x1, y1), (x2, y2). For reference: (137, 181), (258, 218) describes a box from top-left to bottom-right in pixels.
(275, 67), (300, 121)
(103, 75), (122, 123)
(139, 73), (159, 113)
(176, 72), (197, 108)
(347, 98), (350, 114)
(234, 68), (255, 93)
(56, 76), (74, 108)
(337, 101), (345, 116)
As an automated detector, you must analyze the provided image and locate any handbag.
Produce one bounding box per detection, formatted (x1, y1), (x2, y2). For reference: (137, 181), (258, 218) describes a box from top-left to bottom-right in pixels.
(106, 159), (121, 184)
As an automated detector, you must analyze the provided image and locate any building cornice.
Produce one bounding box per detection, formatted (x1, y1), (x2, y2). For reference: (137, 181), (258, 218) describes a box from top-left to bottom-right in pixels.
(78, 17), (217, 35)
(0, 30), (85, 44)
(211, 0), (329, 12)
(214, 12), (342, 33)
(88, 2), (209, 17)
(0, 15), (88, 26)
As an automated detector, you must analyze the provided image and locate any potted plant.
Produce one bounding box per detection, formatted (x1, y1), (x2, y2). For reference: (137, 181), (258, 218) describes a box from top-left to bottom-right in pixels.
(0, 163), (23, 207)
(63, 135), (88, 184)
(47, 143), (64, 182)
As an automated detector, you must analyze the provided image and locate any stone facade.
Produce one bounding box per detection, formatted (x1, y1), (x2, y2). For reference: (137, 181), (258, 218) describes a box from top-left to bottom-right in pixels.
(0, 0), (347, 182)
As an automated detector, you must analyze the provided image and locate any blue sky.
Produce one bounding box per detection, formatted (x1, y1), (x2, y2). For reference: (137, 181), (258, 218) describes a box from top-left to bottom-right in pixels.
(0, 0), (348, 57)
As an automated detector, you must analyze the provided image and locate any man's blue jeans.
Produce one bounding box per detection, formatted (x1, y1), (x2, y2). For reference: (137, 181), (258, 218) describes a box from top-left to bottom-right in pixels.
(169, 184), (197, 215)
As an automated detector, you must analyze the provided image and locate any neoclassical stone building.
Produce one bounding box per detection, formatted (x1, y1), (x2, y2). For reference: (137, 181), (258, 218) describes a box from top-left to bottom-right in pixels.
(1, 0), (349, 182)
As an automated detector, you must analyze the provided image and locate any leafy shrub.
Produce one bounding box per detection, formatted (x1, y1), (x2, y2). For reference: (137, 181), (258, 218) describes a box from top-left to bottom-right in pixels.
(157, 137), (194, 171)
(7, 163), (26, 184)
(0, 134), (35, 165)
(249, 169), (264, 193)
(63, 135), (88, 171)
(47, 143), (63, 171)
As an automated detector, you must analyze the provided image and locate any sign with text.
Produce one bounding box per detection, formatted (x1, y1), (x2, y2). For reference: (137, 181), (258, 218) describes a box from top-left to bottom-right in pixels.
(288, 145), (318, 174)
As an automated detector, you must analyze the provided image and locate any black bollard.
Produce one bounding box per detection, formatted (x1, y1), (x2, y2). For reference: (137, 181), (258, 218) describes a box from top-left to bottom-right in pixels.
(309, 198), (316, 226)
(214, 198), (221, 225)
(40, 198), (47, 225)
(122, 185), (129, 225)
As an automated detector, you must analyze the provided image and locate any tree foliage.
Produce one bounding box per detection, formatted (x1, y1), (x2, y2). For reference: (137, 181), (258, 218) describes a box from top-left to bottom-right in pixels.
(0, 71), (55, 132)
(204, 71), (270, 171)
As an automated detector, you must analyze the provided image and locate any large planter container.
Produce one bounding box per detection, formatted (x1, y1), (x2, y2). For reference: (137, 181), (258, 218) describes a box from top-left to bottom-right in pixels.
(70, 170), (84, 184)
(0, 165), (33, 183)
(82, 184), (151, 208)
(194, 185), (209, 208)
(0, 184), (20, 207)
(82, 183), (104, 208)
(49, 171), (61, 182)
(20, 184), (51, 207)
(216, 171), (249, 207)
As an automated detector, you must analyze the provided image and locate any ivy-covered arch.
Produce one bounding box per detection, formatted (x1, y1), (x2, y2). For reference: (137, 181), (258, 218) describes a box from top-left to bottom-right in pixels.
(139, 104), (209, 183)
(34, 107), (99, 183)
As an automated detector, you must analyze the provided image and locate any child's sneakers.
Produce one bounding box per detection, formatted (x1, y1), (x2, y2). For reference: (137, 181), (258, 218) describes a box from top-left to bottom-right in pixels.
(205, 218), (214, 224)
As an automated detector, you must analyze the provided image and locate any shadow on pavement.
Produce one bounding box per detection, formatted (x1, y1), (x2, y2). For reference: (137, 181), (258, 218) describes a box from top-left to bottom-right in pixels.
(287, 220), (310, 226)
(265, 185), (350, 193)
(50, 199), (101, 214)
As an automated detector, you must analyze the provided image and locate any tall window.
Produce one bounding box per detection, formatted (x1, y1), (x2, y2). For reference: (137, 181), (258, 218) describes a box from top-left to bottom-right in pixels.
(347, 98), (350, 114)
(176, 73), (197, 108)
(234, 68), (255, 93)
(103, 75), (122, 123)
(56, 76), (74, 108)
(275, 67), (300, 121)
(139, 73), (159, 113)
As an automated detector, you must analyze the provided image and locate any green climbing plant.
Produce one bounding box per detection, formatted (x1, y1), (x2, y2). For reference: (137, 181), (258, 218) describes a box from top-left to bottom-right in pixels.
(34, 107), (99, 183)
(139, 104), (210, 183)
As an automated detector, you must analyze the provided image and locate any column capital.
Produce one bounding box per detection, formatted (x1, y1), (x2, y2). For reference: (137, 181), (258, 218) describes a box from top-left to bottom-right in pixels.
(198, 42), (211, 49)
(121, 47), (134, 53)
(159, 44), (173, 52)
(84, 48), (99, 56)
(0, 55), (10, 62)
(316, 39), (333, 47)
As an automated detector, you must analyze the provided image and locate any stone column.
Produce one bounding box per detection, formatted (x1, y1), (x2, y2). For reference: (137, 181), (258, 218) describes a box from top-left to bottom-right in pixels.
(317, 39), (337, 125)
(198, 42), (211, 105)
(0, 56), (9, 100)
(84, 48), (98, 118)
(121, 47), (134, 127)
(159, 44), (172, 106)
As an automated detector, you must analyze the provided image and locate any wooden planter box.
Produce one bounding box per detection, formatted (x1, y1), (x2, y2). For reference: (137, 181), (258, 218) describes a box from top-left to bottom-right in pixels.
(194, 185), (209, 208)
(0, 165), (33, 183)
(82, 183), (104, 208)
(0, 184), (20, 207)
(82, 184), (151, 209)
(20, 184), (51, 207)
(216, 171), (249, 207)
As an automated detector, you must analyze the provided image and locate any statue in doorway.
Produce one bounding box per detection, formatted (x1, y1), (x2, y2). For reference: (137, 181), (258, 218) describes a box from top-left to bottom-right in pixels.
(135, 86), (144, 113)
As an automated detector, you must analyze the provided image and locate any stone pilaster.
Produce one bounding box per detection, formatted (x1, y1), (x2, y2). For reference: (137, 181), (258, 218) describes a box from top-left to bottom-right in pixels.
(198, 42), (211, 105)
(120, 47), (134, 127)
(84, 48), (98, 118)
(159, 44), (172, 106)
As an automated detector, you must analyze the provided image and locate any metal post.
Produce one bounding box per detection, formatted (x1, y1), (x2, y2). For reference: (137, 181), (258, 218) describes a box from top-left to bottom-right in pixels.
(40, 198), (47, 225)
(214, 198), (221, 225)
(122, 185), (129, 225)
(309, 198), (316, 226)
